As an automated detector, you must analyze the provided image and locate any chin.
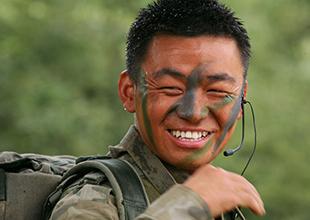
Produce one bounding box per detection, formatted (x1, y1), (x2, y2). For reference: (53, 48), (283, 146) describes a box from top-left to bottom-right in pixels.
(169, 158), (206, 172)
(183, 153), (217, 171)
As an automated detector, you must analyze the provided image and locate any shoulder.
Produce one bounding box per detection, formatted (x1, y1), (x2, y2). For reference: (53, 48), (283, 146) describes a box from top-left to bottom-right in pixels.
(50, 174), (119, 220)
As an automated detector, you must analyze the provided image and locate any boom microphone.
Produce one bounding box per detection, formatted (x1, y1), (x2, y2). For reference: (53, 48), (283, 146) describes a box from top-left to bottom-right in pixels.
(223, 100), (245, 157)
(223, 100), (257, 176)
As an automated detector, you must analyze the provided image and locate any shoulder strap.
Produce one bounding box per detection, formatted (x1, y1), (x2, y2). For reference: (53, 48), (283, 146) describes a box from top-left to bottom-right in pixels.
(0, 157), (34, 172)
(0, 168), (6, 220)
(44, 158), (149, 220)
(98, 159), (149, 219)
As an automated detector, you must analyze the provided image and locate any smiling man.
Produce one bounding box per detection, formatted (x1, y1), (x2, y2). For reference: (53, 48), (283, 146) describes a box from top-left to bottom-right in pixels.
(50, 0), (265, 219)
(122, 35), (245, 171)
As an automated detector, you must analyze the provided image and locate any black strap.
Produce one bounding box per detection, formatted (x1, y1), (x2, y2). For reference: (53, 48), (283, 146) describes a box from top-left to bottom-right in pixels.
(0, 158), (34, 173)
(98, 159), (148, 219)
(0, 169), (6, 202)
(43, 158), (148, 220)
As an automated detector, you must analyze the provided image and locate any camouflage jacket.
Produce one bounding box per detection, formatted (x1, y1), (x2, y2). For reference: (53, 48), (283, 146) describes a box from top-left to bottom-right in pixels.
(49, 126), (238, 220)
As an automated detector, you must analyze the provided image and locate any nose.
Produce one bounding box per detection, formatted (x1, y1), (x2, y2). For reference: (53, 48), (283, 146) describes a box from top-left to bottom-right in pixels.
(176, 90), (207, 123)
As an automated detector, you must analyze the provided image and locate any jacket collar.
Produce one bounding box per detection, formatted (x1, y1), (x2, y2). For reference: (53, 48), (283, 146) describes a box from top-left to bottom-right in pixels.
(109, 125), (189, 194)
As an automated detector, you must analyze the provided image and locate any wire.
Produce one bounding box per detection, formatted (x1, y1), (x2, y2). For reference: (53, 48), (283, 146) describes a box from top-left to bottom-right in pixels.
(241, 100), (257, 176)
(232, 101), (257, 219)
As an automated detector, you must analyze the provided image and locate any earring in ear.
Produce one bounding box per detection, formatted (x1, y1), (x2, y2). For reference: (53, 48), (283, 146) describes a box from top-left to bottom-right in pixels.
(123, 105), (127, 112)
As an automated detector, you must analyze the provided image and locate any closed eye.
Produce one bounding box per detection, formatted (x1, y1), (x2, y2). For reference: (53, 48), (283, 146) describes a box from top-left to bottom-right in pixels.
(159, 87), (183, 96)
(207, 89), (229, 95)
(207, 89), (235, 100)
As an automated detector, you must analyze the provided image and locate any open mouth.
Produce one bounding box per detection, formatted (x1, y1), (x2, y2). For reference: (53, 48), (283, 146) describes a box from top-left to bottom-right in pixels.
(168, 129), (211, 141)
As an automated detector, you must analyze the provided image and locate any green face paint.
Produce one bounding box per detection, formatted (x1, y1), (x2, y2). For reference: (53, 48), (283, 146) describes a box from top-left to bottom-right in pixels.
(138, 71), (156, 146)
(223, 94), (235, 105)
(177, 88), (243, 165)
(200, 105), (209, 118)
(209, 94), (236, 111)
(177, 141), (213, 167)
(136, 63), (245, 169)
(210, 81), (246, 154)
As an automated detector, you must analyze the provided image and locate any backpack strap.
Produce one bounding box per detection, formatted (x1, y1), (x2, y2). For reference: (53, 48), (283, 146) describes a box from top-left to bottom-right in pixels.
(98, 159), (149, 219)
(0, 168), (6, 220)
(44, 158), (149, 220)
(0, 158), (34, 173)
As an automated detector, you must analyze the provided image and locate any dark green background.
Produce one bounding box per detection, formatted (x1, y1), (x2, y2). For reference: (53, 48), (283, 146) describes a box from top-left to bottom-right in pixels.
(1, 0), (309, 219)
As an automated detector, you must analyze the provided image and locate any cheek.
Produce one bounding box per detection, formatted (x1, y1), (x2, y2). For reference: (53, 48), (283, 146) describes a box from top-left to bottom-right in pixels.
(147, 93), (180, 119)
(136, 91), (153, 138)
(135, 94), (146, 130)
(208, 98), (239, 128)
(212, 108), (234, 128)
(137, 91), (171, 145)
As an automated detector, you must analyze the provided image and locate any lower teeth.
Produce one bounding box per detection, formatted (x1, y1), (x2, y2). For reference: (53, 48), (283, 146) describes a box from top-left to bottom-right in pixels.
(179, 138), (202, 141)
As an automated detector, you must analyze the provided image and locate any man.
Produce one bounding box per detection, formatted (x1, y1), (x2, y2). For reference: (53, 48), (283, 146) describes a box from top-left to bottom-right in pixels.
(50, 0), (265, 219)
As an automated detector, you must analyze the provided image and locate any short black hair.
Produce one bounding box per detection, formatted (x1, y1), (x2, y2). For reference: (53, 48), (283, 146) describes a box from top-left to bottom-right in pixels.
(126, 0), (251, 82)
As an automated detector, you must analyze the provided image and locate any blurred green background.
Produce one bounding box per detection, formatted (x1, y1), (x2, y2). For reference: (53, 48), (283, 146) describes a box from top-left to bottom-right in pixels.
(0, 0), (309, 219)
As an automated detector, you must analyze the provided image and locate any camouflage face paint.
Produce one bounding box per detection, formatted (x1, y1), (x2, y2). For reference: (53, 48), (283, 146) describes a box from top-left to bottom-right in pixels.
(209, 94), (235, 111)
(211, 90), (243, 154)
(137, 64), (245, 168)
(175, 68), (201, 120)
(177, 141), (213, 167)
(137, 71), (156, 146)
(200, 105), (209, 118)
(179, 80), (245, 166)
(162, 65), (206, 121)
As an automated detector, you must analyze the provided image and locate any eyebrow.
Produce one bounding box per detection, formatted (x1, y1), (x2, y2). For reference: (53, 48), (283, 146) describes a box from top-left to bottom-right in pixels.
(152, 68), (236, 84)
(206, 73), (236, 83)
(152, 68), (187, 80)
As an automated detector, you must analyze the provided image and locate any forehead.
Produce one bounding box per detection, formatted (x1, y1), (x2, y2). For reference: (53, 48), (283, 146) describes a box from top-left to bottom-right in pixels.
(141, 35), (244, 81)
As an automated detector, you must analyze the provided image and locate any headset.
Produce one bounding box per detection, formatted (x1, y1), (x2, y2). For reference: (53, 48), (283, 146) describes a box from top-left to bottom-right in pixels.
(223, 99), (257, 176)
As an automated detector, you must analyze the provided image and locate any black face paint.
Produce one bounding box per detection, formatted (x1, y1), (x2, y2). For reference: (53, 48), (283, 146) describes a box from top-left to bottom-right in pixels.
(176, 67), (202, 120)
(163, 65), (207, 121)
(137, 71), (156, 146)
(138, 64), (244, 167)
(179, 80), (245, 166)
(211, 83), (245, 154)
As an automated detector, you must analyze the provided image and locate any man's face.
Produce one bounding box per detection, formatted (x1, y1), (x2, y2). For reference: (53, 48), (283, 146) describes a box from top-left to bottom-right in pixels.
(134, 35), (245, 170)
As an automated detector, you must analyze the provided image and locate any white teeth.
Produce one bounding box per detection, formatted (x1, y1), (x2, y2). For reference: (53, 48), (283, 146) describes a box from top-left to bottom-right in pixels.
(169, 130), (211, 140)
(185, 131), (191, 138)
(181, 131), (186, 138)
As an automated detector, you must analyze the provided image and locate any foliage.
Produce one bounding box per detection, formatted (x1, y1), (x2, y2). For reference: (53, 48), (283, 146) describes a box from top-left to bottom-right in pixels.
(1, 0), (309, 219)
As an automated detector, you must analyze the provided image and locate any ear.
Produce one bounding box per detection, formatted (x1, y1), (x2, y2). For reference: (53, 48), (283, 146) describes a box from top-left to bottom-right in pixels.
(118, 70), (136, 113)
(237, 80), (248, 120)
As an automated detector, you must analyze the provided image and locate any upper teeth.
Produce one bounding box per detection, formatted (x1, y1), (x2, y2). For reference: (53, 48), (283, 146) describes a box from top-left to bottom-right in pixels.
(170, 130), (210, 140)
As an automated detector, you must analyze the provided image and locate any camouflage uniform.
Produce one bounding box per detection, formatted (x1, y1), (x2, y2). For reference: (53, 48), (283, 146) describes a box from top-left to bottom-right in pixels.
(49, 126), (220, 220)
(0, 151), (76, 220)
(0, 151), (76, 175)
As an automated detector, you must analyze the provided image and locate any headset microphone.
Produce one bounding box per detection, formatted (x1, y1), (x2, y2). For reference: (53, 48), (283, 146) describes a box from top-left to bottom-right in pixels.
(223, 147), (241, 157)
(223, 100), (246, 157)
(223, 99), (257, 176)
